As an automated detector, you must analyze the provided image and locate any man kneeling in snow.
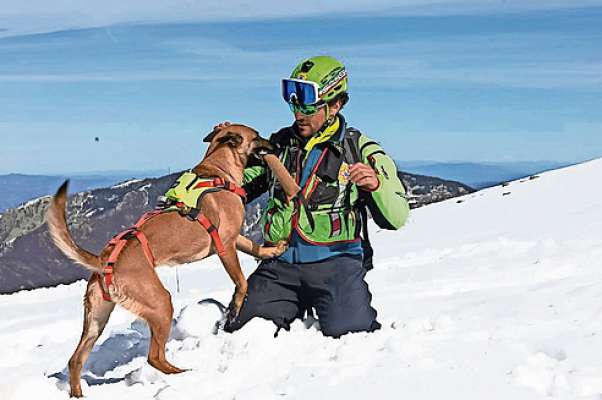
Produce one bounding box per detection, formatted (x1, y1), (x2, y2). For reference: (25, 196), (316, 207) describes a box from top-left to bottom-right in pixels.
(224, 55), (410, 337)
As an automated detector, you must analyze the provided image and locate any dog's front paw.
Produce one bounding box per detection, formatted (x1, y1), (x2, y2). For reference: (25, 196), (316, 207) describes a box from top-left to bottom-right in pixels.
(273, 240), (288, 256)
(226, 306), (239, 325)
(259, 241), (288, 259)
(225, 301), (243, 327)
(225, 295), (244, 325)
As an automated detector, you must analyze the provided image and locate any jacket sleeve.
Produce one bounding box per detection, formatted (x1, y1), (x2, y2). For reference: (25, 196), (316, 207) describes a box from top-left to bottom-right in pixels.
(242, 165), (269, 203)
(358, 134), (410, 230)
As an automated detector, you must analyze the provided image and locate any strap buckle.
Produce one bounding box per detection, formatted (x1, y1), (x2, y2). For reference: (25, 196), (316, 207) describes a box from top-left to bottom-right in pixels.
(185, 207), (201, 221)
(122, 230), (137, 240)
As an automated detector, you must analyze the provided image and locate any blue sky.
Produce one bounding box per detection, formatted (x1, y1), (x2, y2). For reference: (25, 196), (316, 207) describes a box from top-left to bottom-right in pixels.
(1, 1), (601, 174)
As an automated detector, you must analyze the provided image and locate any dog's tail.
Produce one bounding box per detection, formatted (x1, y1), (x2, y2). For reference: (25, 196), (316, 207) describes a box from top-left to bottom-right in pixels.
(46, 180), (103, 272)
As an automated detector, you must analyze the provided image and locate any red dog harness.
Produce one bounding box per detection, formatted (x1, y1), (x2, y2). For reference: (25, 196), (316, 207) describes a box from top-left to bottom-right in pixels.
(98, 177), (246, 301)
(193, 177), (247, 200)
(99, 210), (161, 301)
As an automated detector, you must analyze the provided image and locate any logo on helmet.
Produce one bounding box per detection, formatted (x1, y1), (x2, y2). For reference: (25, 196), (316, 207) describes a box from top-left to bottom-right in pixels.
(300, 60), (314, 73)
(319, 67), (347, 97)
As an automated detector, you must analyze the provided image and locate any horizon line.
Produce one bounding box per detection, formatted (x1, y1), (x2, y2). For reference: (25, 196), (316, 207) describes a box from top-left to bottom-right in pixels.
(1, 158), (593, 177)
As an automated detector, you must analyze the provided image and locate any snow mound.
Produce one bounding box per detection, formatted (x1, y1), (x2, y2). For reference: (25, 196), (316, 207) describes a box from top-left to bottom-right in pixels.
(172, 299), (225, 340)
(2, 158), (602, 400)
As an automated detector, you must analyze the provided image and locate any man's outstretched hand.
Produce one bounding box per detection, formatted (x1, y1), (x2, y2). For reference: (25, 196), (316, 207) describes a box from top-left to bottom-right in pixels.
(349, 163), (379, 192)
(213, 121), (232, 130)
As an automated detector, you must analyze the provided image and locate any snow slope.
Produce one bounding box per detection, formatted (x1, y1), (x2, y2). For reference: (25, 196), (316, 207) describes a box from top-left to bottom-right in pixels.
(2, 159), (602, 400)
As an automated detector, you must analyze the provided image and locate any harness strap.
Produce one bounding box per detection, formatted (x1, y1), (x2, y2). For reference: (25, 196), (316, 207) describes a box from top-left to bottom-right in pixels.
(99, 210), (162, 301)
(195, 213), (226, 257)
(180, 206), (225, 257)
(134, 230), (156, 266)
(194, 177), (247, 201)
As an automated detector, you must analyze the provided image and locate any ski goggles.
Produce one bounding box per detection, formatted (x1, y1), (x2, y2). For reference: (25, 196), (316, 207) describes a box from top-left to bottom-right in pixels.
(281, 78), (321, 106)
(288, 101), (326, 116)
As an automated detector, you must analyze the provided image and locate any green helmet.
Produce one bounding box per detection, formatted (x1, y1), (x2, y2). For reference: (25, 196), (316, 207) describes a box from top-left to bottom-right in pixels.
(290, 55), (348, 103)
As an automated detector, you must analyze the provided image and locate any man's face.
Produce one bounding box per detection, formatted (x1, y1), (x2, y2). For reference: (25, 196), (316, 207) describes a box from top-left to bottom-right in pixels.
(293, 100), (341, 138)
(294, 107), (328, 138)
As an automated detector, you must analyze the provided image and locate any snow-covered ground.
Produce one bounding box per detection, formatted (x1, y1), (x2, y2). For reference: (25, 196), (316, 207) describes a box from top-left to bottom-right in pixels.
(2, 159), (602, 400)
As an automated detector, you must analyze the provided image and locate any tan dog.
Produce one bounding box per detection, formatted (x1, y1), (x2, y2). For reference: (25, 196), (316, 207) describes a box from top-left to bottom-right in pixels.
(46, 125), (298, 398)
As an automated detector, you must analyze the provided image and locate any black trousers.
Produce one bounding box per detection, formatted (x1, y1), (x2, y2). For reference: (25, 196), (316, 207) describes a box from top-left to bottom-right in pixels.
(224, 255), (381, 338)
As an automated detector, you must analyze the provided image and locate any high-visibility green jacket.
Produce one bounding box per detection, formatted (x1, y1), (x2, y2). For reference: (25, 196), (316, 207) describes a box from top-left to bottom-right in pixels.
(243, 114), (409, 263)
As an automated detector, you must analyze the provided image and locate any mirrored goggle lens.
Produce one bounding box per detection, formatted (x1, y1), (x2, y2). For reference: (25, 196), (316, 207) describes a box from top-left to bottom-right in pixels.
(288, 102), (322, 115)
(281, 79), (319, 105)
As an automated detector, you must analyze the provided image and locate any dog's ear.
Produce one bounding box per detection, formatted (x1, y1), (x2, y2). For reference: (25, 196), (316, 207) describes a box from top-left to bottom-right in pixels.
(217, 132), (243, 147)
(203, 129), (219, 143)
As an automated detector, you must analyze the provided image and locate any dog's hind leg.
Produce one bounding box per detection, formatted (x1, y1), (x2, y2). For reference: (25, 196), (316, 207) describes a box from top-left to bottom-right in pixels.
(68, 274), (115, 398)
(142, 287), (187, 374)
(118, 266), (186, 375)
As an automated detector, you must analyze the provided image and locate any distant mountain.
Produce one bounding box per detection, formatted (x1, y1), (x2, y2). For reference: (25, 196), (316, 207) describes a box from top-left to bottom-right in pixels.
(396, 161), (570, 189)
(398, 171), (472, 207)
(0, 174), (181, 293)
(0, 171), (167, 212)
(0, 170), (473, 294)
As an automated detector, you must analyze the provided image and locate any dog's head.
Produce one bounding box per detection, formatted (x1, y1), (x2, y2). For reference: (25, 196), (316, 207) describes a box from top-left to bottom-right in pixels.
(202, 124), (300, 199)
(203, 124), (274, 166)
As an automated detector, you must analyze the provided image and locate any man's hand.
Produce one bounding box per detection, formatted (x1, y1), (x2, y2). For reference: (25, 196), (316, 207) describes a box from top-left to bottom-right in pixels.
(349, 163), (379, 191)
(213, 121), (232, 130)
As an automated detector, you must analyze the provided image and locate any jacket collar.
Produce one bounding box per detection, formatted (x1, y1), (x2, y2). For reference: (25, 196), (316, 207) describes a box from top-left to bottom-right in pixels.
(290, 113), (347, 150)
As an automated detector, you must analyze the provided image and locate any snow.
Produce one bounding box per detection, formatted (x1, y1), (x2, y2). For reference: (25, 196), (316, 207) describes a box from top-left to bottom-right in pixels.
(17, 195), (51, 210)
(84, 207), (105, 218)
(2, 159), (602, 400)
(111, 179), (142, 189)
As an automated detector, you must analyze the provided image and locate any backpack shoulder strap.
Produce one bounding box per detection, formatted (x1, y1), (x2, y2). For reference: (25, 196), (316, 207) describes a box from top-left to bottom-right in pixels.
(342, 126), (374, 271)
(343, 126), (362, 165)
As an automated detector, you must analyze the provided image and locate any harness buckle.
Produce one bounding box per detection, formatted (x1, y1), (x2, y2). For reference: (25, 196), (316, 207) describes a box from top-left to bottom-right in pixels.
(122, 230), (137, 240)
(176, 203), (191, 216)
(185, 207), (201, 221)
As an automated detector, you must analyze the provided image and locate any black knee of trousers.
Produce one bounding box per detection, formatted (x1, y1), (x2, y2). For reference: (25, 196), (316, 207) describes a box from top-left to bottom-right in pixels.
(224, 259), (301, 333)
(321, 319), (382, 338)
(307, 255), (380, 338)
